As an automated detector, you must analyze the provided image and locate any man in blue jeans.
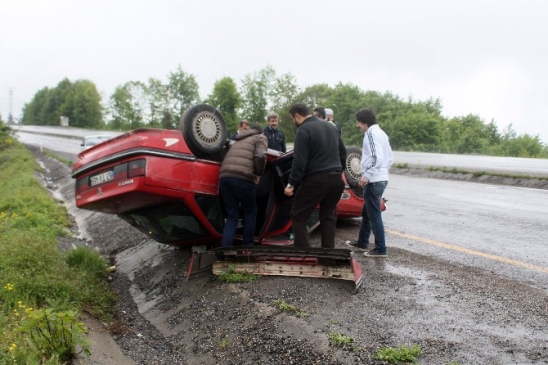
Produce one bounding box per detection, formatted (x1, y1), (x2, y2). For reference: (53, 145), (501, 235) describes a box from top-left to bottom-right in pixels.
(219, 124), (268, 247)
(346, 108), (394, 257)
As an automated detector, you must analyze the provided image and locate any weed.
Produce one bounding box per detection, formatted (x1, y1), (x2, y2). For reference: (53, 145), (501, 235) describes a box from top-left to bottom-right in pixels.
(218, 336), (230, 351)
(393, 162), (409, 169)
(272, 300), (310, 318)
(373, 344), (422, 363)
(217, 265), (261, 283)
(328, 331), (358, 351)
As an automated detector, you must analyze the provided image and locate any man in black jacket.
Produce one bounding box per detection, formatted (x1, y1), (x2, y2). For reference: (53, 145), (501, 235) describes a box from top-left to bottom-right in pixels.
(284, 103), (347, 248)
(263, 112), (286, 152)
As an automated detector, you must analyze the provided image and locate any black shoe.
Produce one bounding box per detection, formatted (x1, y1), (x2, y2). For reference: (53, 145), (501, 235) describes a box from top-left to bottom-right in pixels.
(364, 249), (387, 258)
(344, 240), (368, 251)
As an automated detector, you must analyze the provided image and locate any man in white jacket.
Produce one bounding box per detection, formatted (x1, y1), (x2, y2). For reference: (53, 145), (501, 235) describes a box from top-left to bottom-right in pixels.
(346, 108), (394, 257)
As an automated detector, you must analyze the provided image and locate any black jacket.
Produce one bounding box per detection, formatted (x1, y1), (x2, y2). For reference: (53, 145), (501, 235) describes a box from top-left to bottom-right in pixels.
(288, 116), (347, 186)
(264, 126), (286, 152)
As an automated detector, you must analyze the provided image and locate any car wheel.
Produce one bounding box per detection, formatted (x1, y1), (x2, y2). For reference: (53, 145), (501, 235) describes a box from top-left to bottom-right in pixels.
(344, 146), (362, 188)
(180, 104), (228, 159)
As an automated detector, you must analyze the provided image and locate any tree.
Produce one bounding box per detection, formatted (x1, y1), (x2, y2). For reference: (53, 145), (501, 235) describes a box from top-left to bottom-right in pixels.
(206, 77), (242, 134)
(240, 66), (276, 123)
(165, 66), (200, 129)
(21, 79), (103, 128)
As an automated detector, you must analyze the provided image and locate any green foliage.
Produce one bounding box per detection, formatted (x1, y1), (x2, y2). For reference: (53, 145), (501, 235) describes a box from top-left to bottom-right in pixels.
(271, 300), (310, 318)
(240, 66), (276, 123)
(217, 336), (230, 351)
(21, 78), (103, 128)
(0, 140), (116, 361)
(44, 150), (73, 167)
(206, 77), (242, 134)
(373, 344), (422, 363)
(216, 265), (261, 283)
(327, 331), (358, 351)
(17, 308), (90, 362)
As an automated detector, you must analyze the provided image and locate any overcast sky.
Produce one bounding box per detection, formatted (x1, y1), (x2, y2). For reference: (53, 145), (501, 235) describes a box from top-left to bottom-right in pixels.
(2, 0), (547, 143)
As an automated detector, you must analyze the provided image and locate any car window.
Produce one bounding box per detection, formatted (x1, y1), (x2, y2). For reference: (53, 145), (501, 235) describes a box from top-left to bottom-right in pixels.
(119, 202), (207, 243)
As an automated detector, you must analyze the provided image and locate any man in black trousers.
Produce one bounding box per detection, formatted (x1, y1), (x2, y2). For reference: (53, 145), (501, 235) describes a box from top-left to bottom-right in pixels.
(284, 103), (347, 248)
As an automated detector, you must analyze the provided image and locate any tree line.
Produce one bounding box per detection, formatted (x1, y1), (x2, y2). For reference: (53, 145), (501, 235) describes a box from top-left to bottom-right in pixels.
(19, 65), (548, 158)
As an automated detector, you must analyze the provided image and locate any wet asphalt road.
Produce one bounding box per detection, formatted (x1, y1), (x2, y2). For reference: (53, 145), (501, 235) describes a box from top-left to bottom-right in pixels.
(384, 174), (548, 291)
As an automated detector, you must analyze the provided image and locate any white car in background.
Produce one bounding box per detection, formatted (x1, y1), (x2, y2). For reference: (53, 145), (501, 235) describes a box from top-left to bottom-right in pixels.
(81, 135), (113, 150)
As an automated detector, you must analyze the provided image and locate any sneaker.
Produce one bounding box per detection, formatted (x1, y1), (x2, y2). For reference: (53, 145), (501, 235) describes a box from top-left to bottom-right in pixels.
(344, 240), (368, 251)
(364, 249), (387, 258)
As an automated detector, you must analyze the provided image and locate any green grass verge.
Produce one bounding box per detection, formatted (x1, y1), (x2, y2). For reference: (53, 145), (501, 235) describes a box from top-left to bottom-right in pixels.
(0, 129), (115, 363)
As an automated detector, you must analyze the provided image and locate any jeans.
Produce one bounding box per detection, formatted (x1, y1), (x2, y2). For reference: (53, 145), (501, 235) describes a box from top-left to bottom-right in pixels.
(219, 177), (257, 247)
(357, 181), (388, 253)
(290, 173), (345, 248)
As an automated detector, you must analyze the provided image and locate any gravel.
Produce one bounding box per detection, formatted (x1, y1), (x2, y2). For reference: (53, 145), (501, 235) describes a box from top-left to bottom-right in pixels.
(32, 146), (548, 365)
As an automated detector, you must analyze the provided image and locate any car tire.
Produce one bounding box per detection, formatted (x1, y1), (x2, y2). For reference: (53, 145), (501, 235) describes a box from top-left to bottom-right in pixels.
(344, 146), (362, 188)
(180, 104), (228, 159)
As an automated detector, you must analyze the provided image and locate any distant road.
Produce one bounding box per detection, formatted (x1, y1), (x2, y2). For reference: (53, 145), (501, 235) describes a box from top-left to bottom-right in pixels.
(12, 124), (548, 177)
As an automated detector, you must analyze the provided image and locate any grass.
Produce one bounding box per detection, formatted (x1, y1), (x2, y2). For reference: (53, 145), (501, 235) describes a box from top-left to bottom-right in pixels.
(0, 127), (115, 363)
(216, 265), (261, 283)
(271, 300), (310, 318)
(373, 344), (422, 363)
(44, 150), (73, 167)
(328, 331), (358, 352)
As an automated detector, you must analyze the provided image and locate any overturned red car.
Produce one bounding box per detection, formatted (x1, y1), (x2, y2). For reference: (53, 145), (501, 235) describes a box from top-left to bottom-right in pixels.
(71, 104), (365, 249)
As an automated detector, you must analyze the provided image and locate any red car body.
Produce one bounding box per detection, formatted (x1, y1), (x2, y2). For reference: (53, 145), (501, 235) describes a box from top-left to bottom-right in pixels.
(72, 127), (364, 248)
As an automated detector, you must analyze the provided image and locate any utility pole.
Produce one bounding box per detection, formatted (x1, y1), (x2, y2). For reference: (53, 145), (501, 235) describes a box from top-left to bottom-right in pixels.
(7, 87), (15, 124)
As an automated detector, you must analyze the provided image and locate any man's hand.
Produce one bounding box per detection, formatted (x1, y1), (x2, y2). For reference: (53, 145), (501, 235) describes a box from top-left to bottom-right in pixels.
(254, 176), (260, 185)
(359, 176), (369, 187)
(284, 186), (294, 196)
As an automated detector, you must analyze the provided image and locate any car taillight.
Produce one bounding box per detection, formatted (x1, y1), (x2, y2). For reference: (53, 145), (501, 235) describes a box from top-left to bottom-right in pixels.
(75, 178), (88, 195)
(128, 159), (146, 178)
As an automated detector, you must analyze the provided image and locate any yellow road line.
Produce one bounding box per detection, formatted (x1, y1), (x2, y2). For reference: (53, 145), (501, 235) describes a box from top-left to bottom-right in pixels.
(387, 229), (548, 274)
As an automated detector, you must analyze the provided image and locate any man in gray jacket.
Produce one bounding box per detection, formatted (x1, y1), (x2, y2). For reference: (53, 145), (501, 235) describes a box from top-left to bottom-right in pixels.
(219, 124), (268, 247)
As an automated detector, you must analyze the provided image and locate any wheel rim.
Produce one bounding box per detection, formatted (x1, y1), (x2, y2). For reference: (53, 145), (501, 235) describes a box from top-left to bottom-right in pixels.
(195, 111), (222, 146)
(346, 152), (362, 180)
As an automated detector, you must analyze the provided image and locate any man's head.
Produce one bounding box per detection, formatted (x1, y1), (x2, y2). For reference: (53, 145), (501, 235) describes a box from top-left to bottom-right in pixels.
(356, 108), (377, 132)
(289, 103), (311, 127)
(313, 107), (326, 120)
(325, 108), (334, 121)
(238, 119), (250, 132)
(249, 123), (264, 134)
(266, 112), (279, 129)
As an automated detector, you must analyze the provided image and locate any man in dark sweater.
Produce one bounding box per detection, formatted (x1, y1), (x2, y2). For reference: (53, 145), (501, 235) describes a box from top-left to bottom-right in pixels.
(284, 103), (347, 248)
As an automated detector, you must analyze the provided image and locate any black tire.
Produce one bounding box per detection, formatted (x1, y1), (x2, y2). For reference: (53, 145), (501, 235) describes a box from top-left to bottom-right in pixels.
(179, 104), (228, 159)
(344, 146), (362, 188)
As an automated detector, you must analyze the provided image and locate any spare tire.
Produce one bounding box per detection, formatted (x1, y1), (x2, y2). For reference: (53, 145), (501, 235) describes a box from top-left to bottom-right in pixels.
(179, 104), (228, 159)
(344, 146), (362, 188)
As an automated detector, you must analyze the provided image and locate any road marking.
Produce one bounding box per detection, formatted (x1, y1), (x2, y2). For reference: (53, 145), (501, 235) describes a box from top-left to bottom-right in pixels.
(387, 229), (548, 274)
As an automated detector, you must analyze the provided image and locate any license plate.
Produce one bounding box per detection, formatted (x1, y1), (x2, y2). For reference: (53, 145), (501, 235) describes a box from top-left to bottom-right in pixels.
(90, 170), (114, 186)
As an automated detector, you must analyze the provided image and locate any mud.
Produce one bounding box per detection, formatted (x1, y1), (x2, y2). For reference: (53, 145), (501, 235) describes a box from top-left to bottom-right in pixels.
(31, 146), (548, 365)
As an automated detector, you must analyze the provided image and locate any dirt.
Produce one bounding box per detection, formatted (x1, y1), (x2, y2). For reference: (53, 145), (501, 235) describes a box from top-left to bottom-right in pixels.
(31, 146), (548, 365)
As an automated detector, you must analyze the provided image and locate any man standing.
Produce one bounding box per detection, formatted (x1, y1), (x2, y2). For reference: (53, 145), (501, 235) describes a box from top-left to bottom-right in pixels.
(230, 119), (250, 140)
(219, 124), (268, 246)
(284, 103), (347, 249)
(346, 108), (393, 257)
(264, 112), (286, 152)
(325, 108), (342, 135)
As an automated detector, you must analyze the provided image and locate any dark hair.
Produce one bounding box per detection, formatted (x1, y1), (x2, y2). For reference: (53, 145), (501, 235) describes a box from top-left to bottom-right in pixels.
(249, 123), (264, 134)
(289, 103), (310, 118)
(313, 107), (326, 119)
(355, 108), (377, 127)
(239, 119), (250, 127)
